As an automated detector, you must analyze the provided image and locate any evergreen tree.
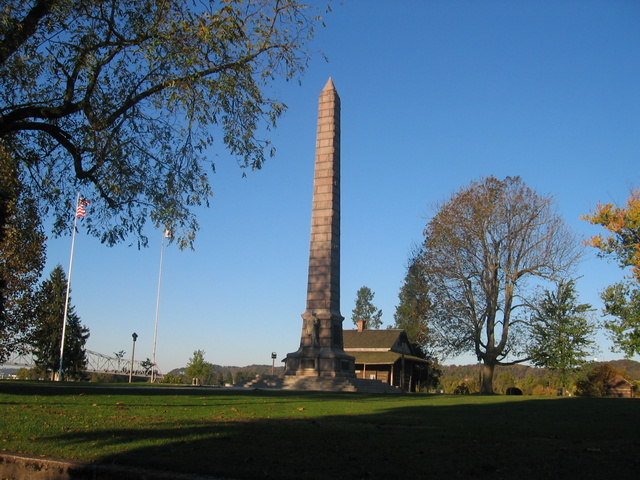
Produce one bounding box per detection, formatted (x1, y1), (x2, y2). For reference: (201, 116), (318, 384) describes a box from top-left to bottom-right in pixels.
(394, 248), (432, 355)
(527, 280), (596, 392)
(0, 149), (46, 362)
(351, 286), (383, 329)
(29, 265), (89, 380)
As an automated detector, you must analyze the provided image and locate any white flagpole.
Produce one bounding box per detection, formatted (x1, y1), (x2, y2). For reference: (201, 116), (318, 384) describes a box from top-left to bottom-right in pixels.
(151, 229), (170, 382)
(57, 192), (80, 381)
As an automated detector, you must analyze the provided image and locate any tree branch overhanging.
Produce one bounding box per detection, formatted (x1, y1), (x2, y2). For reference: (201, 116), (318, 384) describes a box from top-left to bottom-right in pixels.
(0, 0), (59, 66)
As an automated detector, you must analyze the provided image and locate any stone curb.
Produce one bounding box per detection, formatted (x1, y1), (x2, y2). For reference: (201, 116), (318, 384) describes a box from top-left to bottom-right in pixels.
(0, 451), (230, 480)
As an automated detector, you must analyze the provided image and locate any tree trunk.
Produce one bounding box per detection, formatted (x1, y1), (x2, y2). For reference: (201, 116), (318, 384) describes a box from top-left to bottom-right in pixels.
(480, 361), (495, 394)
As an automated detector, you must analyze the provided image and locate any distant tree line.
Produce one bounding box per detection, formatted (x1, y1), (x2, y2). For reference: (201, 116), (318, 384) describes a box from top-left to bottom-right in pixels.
(439, 360), (639, 397)
(159, 350), (284, 386)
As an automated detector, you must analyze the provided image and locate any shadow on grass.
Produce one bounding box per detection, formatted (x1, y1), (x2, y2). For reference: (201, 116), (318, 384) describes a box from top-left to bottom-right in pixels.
(25, 387), (639, 480)
(52, 399), (640, 479)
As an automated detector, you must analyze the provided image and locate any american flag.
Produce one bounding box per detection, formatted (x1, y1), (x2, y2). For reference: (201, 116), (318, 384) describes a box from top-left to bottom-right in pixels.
(75, 199), (90, 218)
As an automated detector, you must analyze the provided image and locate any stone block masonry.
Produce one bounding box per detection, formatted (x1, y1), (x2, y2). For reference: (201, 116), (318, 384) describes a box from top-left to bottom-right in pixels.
(284, 78), (355, 378)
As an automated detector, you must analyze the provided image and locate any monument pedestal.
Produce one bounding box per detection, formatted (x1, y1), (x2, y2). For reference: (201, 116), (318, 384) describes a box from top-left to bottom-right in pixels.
(285, 311), (355, 377)
(284, 350), (355, 378)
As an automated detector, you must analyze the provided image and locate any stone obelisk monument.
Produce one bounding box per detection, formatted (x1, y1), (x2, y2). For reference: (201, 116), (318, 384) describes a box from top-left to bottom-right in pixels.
(284, 78), (355, 378)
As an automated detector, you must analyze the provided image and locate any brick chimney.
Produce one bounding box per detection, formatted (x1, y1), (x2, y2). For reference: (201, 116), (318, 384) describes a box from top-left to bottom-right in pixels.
(357, 320), (366, 332)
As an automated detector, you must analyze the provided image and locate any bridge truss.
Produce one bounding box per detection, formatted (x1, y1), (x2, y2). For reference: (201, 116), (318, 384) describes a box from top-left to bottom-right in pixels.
(1, 350), (159, 377)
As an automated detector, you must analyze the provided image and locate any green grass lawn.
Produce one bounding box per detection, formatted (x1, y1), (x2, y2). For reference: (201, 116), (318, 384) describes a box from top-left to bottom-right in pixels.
(1, 382), (639, 479)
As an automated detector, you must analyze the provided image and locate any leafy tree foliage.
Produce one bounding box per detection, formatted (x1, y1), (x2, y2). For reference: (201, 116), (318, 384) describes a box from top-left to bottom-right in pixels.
(441, 360), (640, 396)
(0, 0), (327, 251)
(351, 286), (383, 329)
(493, 370), (516, 395)
(582, 188), (640, 280)
(29, 265), (89, 380)
(159, 372), (189, 385)
(574, 363), (626, 397)
(0, 147), (46, 361)
(163, 363), (281, 385)
(140, 357), (154, 376)
(394, 247), (432, 355)
(185, 349), (213, 383)
(417, 176), (582, 393)
(583, 188), (640, 357)
(0, 0), (327, 362)
(527, 280), (596, 391)
(113, 350), (126, 372)
(600, 281), (640, 358)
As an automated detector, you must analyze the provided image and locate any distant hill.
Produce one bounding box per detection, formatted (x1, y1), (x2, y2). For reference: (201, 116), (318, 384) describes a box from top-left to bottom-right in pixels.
(607, 359), (640, 380)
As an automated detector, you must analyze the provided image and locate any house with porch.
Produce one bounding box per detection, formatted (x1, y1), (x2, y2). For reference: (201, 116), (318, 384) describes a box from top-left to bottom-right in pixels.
(343, 320), (429, 392)
(605, 375), (635, 398)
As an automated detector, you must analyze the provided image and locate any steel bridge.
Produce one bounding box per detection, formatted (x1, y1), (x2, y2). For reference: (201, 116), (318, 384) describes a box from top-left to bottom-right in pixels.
(1, 350), (159, 377)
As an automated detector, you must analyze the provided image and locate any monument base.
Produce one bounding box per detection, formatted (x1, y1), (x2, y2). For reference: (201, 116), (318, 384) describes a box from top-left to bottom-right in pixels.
(284, 347), (355, 378)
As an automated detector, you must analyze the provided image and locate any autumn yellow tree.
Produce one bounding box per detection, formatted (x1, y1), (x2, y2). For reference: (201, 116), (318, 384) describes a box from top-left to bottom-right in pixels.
(583, 188), (640, 357)
(417, 176), (582, 393)
(582, 189), (640, 279)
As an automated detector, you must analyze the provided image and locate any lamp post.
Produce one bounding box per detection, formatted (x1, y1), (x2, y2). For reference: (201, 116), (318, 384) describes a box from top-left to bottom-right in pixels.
(129, 333), (138, 383)
(271, 352), (277, 375)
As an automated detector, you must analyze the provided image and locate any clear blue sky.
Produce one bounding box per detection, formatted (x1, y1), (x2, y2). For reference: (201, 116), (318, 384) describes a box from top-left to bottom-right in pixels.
(42, 0), (639, 372)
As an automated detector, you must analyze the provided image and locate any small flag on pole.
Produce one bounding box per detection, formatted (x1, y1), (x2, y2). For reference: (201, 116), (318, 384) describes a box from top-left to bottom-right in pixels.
(76, 199), (90, 218)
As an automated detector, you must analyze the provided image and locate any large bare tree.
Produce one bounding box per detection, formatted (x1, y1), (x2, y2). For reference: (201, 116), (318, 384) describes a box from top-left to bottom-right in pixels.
(418, 176), (582, 393)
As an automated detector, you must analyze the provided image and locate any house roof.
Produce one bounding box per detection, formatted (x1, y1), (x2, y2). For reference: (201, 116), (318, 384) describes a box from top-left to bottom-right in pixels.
(606, 375), (634, 387)
(343, 328), (407, 349)
(351, 351), (429, 365)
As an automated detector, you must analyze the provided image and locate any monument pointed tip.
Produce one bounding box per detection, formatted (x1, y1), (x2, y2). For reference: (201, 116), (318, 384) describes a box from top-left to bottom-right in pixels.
(323, 77), (336, 91)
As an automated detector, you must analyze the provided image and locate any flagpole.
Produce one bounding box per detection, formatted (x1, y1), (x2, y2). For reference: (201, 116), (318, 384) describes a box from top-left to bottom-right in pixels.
(151, 229), (169, 382)
(58, 192), (80, 381)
